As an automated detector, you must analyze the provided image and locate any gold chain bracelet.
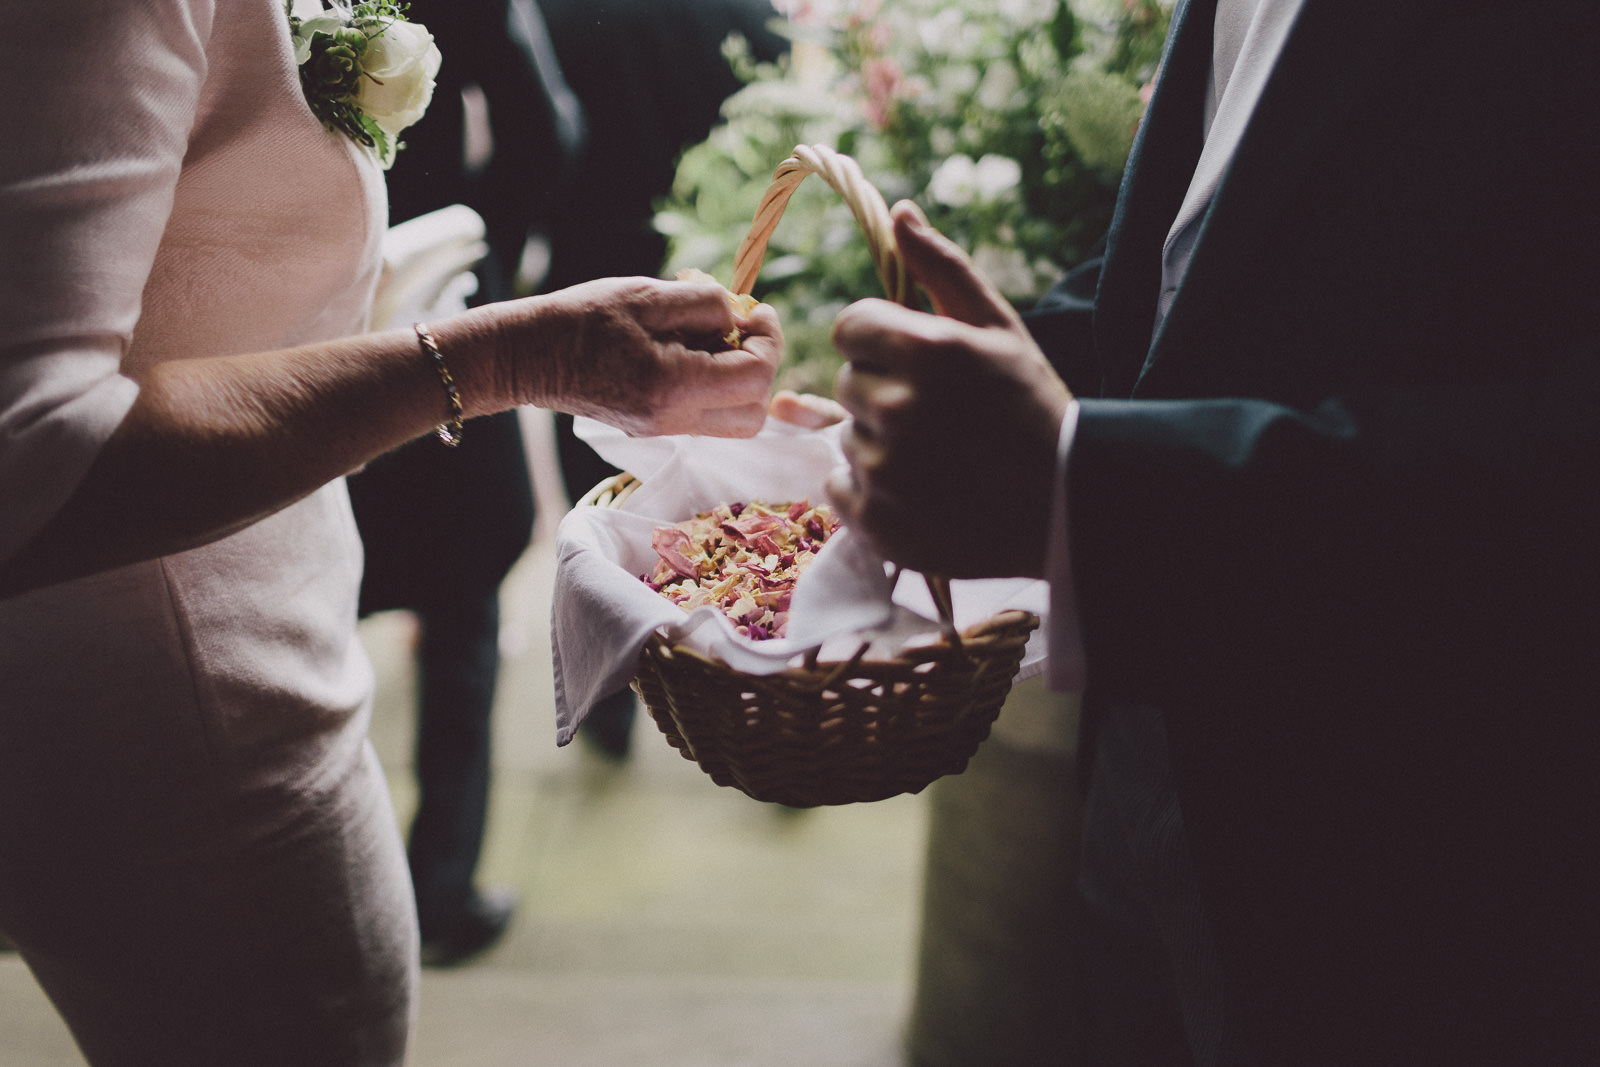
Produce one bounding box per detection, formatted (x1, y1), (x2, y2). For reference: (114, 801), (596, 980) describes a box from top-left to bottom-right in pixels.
(413, 322), (464, 447)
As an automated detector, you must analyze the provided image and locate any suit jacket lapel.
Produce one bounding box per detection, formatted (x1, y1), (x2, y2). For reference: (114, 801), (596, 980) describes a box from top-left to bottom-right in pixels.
(1097, 0), (1432, 397)
(1092, 0), (1217, 397)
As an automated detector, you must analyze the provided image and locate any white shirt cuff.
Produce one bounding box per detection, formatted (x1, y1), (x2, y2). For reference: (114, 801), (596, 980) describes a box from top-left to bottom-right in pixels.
(1046, 399), (1087, 692)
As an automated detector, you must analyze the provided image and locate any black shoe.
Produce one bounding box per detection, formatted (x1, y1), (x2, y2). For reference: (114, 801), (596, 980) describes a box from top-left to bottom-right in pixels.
(419, 886), (517, 968)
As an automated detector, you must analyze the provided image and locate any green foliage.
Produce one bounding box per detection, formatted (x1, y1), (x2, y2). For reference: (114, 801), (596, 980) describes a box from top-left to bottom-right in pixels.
(657, 0), (1172, 395)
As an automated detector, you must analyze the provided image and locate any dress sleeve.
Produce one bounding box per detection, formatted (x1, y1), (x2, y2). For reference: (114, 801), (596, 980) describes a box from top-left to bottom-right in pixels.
(0, 1), (213, 563)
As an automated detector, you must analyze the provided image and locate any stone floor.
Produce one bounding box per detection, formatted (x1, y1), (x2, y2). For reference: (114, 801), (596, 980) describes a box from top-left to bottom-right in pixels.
(0, 533), (928, 1066)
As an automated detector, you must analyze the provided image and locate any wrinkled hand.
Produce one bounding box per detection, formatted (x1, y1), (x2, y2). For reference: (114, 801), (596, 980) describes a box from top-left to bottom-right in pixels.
(827, 201), (1072, 579)
(504, 276), (783, 437)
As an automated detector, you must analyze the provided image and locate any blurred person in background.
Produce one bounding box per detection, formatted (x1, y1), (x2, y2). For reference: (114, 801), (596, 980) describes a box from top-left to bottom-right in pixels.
(537, 0), (790, 759)
(348, 0), (587, 968)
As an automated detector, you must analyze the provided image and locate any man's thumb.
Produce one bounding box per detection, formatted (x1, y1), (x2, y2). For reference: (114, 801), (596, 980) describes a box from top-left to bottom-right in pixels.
(890, 200), (1020, 329)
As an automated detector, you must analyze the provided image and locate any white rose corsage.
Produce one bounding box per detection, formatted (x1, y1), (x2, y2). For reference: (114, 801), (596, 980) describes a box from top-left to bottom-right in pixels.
(287, 0), (442, 169)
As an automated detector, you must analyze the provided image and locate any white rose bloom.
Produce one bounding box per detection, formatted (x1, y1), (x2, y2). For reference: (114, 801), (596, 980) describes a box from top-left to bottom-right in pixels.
(927, 154), (978, 207)
(290, 1), (342, 61)
(290, 10), (342, 64)
(973, 154), (1023, 200)
(354, 19), (442, 141)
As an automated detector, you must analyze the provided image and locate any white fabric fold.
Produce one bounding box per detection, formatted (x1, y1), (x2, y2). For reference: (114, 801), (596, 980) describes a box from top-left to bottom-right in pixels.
(368, 203), (487, 330)
(550, 415), (1049, 745)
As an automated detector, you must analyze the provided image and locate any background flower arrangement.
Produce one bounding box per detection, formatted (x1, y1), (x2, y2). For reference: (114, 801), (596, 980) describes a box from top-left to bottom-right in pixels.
(656, 0), (1172, 394)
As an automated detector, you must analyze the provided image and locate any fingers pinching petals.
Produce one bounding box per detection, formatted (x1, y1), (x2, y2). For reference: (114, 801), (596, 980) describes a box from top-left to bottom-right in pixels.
(504, 276), (782, 439)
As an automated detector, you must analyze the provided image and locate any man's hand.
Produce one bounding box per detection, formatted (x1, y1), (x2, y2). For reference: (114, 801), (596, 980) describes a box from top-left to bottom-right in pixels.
(827, 201), (1072, 579)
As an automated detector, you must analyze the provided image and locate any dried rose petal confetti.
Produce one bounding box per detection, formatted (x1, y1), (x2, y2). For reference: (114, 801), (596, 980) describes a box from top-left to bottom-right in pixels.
(642, 500), (840, 640)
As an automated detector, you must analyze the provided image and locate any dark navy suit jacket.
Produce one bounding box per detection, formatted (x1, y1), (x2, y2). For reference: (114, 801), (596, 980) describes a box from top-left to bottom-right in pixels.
(1028, 0), (1599, 1060)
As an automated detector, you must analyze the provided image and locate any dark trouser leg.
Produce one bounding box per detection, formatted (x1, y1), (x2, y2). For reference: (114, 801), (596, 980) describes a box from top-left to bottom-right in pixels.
(408, 590), (501, 925)
(578, 687), (638, 760)
(1078, 706), (1243, 1067)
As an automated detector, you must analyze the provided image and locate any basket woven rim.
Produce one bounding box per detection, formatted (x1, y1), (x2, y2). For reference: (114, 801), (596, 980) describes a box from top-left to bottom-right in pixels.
(642, 607), (1039, 671)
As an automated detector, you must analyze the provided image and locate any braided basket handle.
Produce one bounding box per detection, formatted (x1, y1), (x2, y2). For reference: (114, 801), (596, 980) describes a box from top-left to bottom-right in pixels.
(730, 144), (960, 645)
(731, 144), (914, 308)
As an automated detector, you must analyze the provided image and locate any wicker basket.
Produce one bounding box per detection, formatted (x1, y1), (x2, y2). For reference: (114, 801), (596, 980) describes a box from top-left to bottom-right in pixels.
(583, 145), (1041, 807)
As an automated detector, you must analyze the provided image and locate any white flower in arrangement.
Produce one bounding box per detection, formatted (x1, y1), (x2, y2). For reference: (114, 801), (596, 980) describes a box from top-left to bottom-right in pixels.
(927, 154), (979, 207)
(972, 242), (1039, 299)
(996, 0), (1061, 28)
(287, 0), (441, 169)
(726, 79), (853, 126)
(973, 154), (1023, 199)
(773, 0), (850, 26)
(916, 8), (966, 54)
(975, 59), (1023, 112)
(930, 153), (1023, 207)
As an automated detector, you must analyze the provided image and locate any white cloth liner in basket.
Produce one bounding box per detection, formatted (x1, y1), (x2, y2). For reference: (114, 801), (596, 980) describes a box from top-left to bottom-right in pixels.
(550, 415), (1049, 746)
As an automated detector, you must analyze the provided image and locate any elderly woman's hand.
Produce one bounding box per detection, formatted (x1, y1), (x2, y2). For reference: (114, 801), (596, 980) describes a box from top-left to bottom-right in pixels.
(826, 201), (1072, 579)
(489, 276), (783, 438)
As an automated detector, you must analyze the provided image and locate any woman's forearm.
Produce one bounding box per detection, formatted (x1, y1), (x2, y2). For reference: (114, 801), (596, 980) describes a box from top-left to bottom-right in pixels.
(0, 324), (475, 595)
(0, 278), (781, 597)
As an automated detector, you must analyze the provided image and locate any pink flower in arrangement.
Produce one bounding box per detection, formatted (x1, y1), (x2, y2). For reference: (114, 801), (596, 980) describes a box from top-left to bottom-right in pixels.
(867, 15), (890, 49)
(774, 0), (880, 31)
(861, 55), (906, 129)
(845, 0), (885, 30)
(771, 0), (826, 27)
